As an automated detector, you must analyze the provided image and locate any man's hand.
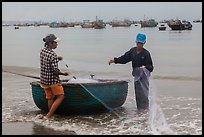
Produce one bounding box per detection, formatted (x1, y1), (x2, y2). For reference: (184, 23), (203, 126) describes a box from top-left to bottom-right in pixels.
(140, 65), (145, 68)
(108, 59), (114, 65)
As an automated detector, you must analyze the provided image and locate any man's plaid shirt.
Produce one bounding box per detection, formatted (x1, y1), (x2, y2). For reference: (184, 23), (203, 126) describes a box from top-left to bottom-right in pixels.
(40, 47), (61, 85)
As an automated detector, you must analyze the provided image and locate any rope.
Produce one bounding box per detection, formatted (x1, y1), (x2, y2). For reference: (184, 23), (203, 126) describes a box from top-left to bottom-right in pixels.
(61, 60), (125, 119)
(2, 70), (40, 79)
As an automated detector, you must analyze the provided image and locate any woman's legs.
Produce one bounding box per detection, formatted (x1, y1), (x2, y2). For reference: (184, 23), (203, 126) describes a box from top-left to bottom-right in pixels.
(44, 94), (64, 119)
(43, 85), (64, 119)
(47, 99), (54, 110)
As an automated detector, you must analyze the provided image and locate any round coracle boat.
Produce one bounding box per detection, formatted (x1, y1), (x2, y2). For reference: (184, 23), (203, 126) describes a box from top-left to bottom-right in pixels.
(30, 78), (128, 115)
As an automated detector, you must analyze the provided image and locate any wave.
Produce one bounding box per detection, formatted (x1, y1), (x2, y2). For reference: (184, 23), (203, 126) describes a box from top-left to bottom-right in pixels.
(2, 65), (202, 82)
(152, 75), (202, 81)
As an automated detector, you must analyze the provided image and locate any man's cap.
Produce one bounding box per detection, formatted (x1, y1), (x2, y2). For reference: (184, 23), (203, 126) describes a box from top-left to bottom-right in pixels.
(43, 34), (60, 43)
(135, 33), (146, 43)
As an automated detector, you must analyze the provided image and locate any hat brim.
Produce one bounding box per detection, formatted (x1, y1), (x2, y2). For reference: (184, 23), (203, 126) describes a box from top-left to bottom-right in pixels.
(54, 37), (60, 42)
(136, 40), (145, 44)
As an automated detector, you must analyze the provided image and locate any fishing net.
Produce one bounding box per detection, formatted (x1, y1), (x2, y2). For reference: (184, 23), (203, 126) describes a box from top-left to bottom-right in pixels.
(134, 67), (176, 135)
(148, 79), (176, 135)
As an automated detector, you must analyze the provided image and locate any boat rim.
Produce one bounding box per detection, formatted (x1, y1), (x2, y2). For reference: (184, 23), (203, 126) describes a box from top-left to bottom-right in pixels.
(30, 78), (129, 86)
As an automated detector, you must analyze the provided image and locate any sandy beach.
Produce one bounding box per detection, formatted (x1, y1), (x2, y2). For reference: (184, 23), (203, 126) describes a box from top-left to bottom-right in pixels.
(2, 122), (77, 135)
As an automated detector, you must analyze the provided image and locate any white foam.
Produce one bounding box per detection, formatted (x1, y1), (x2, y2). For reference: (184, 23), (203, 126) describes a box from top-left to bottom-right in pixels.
(148, 79), (176, 135)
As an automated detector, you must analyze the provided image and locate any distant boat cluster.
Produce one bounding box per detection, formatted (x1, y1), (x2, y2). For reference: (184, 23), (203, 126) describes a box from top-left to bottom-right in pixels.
(3, 17), (201, 31)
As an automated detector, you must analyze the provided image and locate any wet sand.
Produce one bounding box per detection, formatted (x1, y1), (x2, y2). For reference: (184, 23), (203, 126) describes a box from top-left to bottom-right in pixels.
(2, 122), (77, 135)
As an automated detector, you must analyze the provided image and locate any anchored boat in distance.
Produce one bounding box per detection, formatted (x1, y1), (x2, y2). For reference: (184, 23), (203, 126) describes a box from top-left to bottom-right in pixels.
(167, 20), (192, 30)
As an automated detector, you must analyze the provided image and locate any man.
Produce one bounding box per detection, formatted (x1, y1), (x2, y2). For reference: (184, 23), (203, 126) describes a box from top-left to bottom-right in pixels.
(108, 33), (153, 112)
(40, 34), (69, 119)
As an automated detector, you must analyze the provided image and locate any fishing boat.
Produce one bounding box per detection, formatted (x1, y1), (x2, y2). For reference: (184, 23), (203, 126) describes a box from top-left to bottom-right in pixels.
(14, 26), (19, 29)
(48, 22), (61, 28)
(81, 23), (95, 28)
(30, 78), (128, 115)
(81, 20), (95, 28)
(193, 19), (202, 23)
(167, 20), (192, 30)
(67, 23), (75, 27)
(140, 19), (158, 27)
(94, 16), (106, 29)
(110, 18), (132, 27)
(49, 22), (69, 28)
(111, 22), (131, 27)
(94, 21), (106, 29)
(158, 23), (166, 31)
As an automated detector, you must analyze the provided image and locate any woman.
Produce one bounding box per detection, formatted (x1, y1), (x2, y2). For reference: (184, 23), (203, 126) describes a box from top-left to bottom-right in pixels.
(40, 34), (69, 119)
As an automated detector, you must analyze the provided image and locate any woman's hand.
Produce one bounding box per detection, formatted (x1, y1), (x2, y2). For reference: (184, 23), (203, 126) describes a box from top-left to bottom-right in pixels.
(58, 56), (63, 61)
(63, 72), (69, 76)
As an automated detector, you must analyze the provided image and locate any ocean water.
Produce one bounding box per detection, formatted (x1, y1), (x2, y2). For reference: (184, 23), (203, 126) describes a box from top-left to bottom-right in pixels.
(2, 23), (202, 135)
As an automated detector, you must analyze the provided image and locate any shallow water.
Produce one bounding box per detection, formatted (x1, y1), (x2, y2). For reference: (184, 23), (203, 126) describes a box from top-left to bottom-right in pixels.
(2, 66), (202, 135)
(2, 23), (202, 135)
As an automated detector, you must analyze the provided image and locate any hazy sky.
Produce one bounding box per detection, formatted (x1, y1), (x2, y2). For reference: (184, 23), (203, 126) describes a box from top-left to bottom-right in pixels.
(2, 2), (202, 22)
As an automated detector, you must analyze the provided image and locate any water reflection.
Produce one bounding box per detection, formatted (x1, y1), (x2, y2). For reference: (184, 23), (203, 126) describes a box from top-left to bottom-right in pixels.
(32, 123), (77, 135)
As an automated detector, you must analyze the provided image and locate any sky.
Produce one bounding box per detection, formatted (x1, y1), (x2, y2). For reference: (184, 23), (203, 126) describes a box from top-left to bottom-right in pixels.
(2, 2), (202, 22)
